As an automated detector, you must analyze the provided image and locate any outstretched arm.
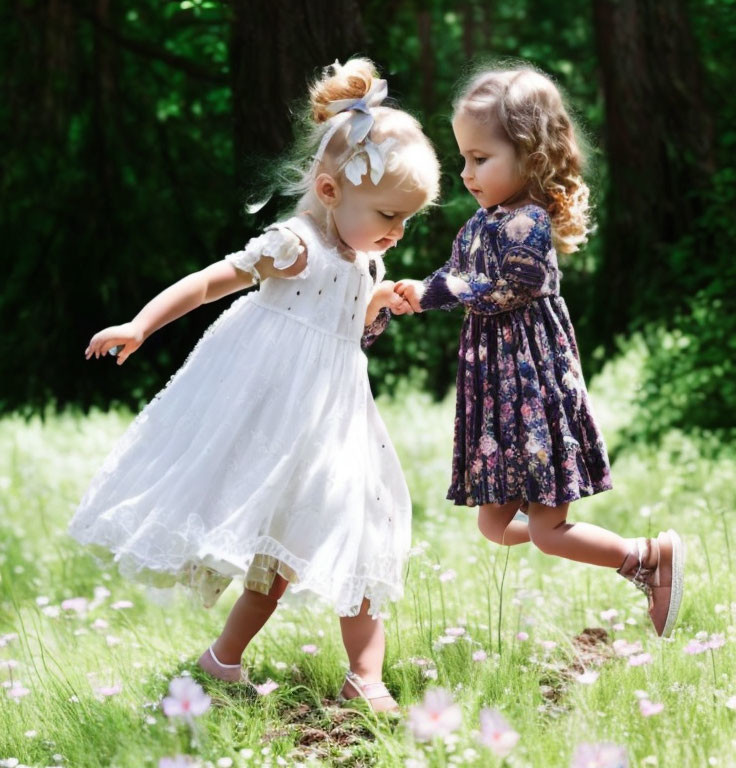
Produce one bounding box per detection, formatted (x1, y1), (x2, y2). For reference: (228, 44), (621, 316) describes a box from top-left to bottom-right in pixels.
(435, 208), (554, 314)
(84, 246), (308, 366)
(394, 223), (468, 313)
(398, 208), (554, 315)
(394, 252), (465, 313)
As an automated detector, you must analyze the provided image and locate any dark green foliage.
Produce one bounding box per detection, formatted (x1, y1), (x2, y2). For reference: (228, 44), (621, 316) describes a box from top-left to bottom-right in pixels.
(1, 1), (246, 415)
(622, 0), (736, 439)
(2, 0), (734, 436)
(631, 184), (736, 440)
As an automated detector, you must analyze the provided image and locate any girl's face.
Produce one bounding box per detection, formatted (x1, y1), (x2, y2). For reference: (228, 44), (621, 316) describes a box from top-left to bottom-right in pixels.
(452, 111), (526, 209)
(318, 172), (427, 254)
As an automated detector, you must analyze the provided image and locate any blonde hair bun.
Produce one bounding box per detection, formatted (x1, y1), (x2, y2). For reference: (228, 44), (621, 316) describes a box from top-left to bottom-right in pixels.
(269, 57), (440, 214)
(309, 58), (378, 124)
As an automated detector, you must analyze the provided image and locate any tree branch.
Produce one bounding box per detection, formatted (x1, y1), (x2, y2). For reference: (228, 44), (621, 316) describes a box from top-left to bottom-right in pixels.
(71, 3), (228, 85)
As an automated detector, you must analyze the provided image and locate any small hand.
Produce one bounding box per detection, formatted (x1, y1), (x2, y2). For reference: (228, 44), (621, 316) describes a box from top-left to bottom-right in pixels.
(371, 279), (397, 308)
(394, 279), (425, 313)
(387, 292), (413, 315)
(84, 321), (145, 366)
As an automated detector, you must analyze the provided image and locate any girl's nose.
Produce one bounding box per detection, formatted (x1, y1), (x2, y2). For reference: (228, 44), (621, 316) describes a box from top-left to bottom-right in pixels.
(390, 220), (405, 240)
(460, 163), (472, 181)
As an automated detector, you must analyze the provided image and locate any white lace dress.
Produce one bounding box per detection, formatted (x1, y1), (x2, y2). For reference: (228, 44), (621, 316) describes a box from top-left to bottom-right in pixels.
(68, 213), (411, 617)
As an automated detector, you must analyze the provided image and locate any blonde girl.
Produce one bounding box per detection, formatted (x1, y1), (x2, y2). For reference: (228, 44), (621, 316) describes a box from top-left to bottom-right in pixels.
(72, 58), (440, 711)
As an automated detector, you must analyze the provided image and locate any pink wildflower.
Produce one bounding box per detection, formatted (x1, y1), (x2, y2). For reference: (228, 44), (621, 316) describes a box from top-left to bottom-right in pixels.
(477, 708), (520, 757)
(639, 699), (664, 717)
(162, 676), (210, 720)
(408, 688), (462, 741)
(254, 679), (279, 696)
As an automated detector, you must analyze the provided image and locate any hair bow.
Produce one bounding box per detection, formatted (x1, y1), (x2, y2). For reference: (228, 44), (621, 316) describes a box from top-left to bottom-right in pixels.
(323, 78), (388, 145)
(313, 76), (394, 186)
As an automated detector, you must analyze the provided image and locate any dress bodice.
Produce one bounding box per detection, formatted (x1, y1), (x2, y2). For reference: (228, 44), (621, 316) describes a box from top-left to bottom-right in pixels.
(250, 214), (379, 343)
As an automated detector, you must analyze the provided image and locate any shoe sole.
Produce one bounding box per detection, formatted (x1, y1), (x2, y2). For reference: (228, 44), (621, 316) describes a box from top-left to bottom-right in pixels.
(661, 529), (685, 638)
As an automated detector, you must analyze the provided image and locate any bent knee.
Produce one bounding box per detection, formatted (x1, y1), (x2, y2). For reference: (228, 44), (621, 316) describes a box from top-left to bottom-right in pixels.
(478, 512), (505, 544)
(477, 501), (521, 545)
(528, 521), (564, 555)
(529, 531), (557, 555)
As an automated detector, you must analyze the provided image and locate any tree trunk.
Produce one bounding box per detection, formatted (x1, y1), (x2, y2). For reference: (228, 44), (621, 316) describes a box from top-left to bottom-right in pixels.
(229, 0), (366, 195)
(591, 0), (715, 343)
(417, 8), (435, 117)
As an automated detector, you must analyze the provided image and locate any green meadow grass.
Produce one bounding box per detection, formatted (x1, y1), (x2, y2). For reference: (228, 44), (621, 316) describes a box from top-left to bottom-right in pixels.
(1, 343), (735, 767)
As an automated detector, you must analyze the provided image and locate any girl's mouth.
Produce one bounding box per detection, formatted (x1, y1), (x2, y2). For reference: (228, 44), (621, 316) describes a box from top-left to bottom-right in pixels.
(375, 237), (396, 250)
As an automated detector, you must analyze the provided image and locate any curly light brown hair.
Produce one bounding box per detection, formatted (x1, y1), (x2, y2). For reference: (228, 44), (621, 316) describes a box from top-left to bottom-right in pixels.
(454, 66), (591, 254)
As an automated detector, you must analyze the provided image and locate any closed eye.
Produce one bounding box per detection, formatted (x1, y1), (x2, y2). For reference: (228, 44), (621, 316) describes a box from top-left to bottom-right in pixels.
(378, 211), (396, 220)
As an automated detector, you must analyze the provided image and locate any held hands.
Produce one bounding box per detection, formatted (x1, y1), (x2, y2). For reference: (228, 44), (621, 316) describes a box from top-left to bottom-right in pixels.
(393, 279), (425, 313)
(371, 280), (414, 315)
(84, 321), (145, 366)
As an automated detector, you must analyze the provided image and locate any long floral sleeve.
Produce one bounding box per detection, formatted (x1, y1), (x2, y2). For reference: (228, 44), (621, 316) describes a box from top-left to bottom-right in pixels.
(420, 207), (557, 314)
(361, 256), (391, 349)
(361, 306), (391, 349)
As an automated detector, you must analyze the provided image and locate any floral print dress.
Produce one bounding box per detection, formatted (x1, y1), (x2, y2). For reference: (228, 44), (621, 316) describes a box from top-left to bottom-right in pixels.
(420, 203), (612, 509)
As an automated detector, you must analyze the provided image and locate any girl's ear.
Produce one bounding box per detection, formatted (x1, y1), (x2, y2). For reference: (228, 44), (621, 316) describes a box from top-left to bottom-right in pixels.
(314, 173), (342, 208)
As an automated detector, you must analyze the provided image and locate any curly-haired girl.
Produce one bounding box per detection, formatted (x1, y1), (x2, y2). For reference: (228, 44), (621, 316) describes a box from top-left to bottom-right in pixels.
(396, 66), (684, 637)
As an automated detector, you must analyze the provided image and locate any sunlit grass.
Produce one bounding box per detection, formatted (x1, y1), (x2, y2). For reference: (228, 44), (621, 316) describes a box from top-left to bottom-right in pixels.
(1, 345), (735, 766)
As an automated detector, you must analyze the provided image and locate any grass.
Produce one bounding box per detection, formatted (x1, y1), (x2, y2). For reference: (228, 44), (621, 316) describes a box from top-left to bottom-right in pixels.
(1, 347), (735, 767)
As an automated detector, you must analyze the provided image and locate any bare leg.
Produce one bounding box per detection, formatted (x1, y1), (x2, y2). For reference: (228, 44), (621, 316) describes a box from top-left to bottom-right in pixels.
(339, 598), (397, 712)
(477, 499), (531, 546)
(211, 574), (290, 664)
(527, 501), (634, 568)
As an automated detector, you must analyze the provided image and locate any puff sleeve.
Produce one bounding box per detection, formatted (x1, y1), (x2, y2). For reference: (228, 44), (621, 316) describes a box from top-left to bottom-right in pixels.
(224, 224), (307, 283)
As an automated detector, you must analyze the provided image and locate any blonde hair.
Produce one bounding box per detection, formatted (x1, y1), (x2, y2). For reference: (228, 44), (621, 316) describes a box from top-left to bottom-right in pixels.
(454, 65), (591, 254)
(273, 58), (440, 215)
